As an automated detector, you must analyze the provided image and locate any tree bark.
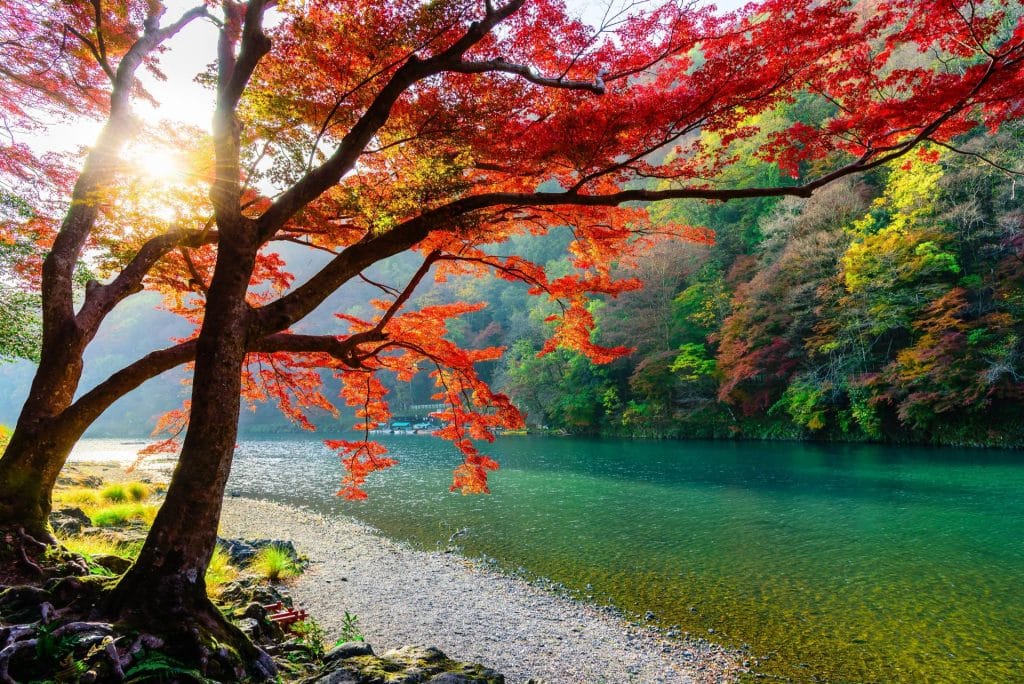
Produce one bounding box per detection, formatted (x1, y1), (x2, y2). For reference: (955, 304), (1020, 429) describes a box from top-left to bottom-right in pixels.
(0, 347), (88, 539)
(104, 235), (274, 678)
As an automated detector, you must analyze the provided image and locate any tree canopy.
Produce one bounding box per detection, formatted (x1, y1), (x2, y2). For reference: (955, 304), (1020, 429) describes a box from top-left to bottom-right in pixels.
(1, 0), (1023, 675)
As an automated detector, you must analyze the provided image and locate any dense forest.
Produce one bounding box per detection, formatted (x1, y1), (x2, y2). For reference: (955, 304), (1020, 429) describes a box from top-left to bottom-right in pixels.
(428, 116), (1024, 447)
(2, 112), (1022, 448)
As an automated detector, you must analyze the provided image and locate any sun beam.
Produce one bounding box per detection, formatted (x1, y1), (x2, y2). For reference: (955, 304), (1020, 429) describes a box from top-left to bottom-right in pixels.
(124, 144), (184, 184)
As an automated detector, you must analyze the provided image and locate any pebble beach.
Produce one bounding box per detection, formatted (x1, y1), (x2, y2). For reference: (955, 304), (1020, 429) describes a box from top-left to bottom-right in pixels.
(219, 497), (744, 684)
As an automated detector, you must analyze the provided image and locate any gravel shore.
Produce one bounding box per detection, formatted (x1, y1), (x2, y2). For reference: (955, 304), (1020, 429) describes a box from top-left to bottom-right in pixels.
(219, 497), (743, 683)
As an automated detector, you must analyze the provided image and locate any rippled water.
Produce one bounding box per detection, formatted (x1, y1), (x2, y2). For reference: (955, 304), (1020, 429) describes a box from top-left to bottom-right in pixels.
(74, 435), (1024, 682)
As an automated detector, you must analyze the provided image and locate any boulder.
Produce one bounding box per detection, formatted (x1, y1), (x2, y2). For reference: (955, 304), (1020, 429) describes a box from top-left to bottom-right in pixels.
(324, 641), (374, 663)
(219, 538), (259, 565)
(49, 507), (92, 535)
(307, 644), (504, 684)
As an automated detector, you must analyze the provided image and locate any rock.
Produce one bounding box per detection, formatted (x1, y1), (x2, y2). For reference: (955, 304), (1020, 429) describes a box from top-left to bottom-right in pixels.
(56, 474), (102, 488)
(217, 577), (290, 609)
(91, 554), (132, 574)
(50, 507), (92, 535)
(219, 538), (258, 565)
(383, 645), (447, 664)
(310, 670), (362, 684)
(236, 617), (261, 639)
(217, 537), (301, 566)
(251, 584), (291, 607)
(236, 601), (285, 642)
(308, 644), (504, 684)
(324, 641), (374, 663)
(429, 674), (488, 683)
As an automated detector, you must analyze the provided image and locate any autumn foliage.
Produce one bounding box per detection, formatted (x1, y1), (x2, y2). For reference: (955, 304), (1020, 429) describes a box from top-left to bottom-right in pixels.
(2, 0), (1024, 503)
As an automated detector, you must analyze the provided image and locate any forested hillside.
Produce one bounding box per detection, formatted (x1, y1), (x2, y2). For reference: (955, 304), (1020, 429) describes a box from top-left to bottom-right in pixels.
(5, 122), (1020, 447)
(431, 119), (1024, 447)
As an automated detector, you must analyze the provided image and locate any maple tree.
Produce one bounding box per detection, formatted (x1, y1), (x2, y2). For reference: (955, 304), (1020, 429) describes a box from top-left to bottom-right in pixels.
(2, 0), (1023, 675)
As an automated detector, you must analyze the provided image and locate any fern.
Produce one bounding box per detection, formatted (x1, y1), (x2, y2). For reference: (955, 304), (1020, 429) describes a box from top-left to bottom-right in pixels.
(124, 651), (212, 683)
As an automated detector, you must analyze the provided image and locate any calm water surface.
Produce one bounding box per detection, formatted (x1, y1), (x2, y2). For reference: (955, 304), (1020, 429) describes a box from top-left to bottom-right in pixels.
(75, 436), (1024, 682)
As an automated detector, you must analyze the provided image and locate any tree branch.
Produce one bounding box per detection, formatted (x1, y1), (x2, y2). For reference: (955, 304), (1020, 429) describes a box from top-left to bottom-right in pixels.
(212, 0), (271, 227)
(76, 228), (218, 336)
(448, 59), (606, 93)
(40, 4), (209, 354)
(256, 0), (528, 240)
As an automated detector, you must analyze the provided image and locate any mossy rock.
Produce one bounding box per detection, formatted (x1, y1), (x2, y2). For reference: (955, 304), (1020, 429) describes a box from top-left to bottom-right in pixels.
(307, 644), (504, 684)
(92, 553), (133, 574)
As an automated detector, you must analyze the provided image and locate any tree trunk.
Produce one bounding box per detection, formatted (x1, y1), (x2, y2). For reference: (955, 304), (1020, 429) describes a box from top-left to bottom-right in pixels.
(0, 340), (196, 540)
(0, 339), (88, 539)
(104, 237), (275, 679)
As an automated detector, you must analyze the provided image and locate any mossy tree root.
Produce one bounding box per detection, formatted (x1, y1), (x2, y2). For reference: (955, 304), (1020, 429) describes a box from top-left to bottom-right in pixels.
(103, 577), (277, 681)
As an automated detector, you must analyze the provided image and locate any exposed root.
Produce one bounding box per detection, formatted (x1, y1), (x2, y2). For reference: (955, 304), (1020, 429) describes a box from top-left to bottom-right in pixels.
(16, 527), (48, 551)
(11, 528), (44, 577)
(0, 638), (37, 684)
(0, 619), (115, 684)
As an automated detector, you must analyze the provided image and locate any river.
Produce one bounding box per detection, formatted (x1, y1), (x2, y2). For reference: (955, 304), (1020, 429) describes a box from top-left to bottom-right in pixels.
(72, 435), (1024, 682)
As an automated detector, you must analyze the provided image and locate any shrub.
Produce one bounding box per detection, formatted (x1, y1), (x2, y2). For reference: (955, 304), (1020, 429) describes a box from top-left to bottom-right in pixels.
(339, 611), (365, 643)
(126, 481), (151, 502)
(91, 503), (158, 527)
(100, 484), (127, 503)
(205, 546), (239, 596)
(250, 545), (297, 582)
(292, 619), (327, 659)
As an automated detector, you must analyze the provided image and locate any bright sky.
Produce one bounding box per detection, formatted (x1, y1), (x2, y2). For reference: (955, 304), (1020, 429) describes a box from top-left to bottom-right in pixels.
(47, 0), (747, 154)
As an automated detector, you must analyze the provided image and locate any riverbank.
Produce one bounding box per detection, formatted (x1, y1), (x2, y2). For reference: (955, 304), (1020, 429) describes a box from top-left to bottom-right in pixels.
(219, 497), (745, 683)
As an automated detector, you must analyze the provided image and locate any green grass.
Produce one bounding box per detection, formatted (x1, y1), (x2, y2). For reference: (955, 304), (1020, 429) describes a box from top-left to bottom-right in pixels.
(56, 533), (141, 576)
(58, 533), (138, 560)
(126, 481), (151, 501)
(91, 503), (159, 527)
(205, 546), (239, 596)
(54, 480), (156, 527)
(250, 545), (298, 582)
(100, 483), (127, 503)
(53, 487), (101, 507)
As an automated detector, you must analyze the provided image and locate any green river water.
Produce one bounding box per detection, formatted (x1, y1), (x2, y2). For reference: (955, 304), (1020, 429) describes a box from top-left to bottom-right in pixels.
(78, 436), (1024, 682)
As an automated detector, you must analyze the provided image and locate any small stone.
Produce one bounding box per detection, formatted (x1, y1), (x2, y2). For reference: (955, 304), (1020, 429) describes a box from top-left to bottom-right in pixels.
(91, 553), (132, 574)
(235, 618), (260, 638)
